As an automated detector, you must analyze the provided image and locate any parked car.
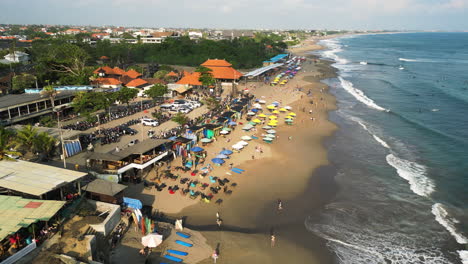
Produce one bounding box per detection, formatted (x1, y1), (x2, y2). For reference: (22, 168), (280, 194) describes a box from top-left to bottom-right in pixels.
(160, 104), (173, 111)
(188, 101), (201, 108)
(177, 106), (192, 114)
(141, 118), (159, 127)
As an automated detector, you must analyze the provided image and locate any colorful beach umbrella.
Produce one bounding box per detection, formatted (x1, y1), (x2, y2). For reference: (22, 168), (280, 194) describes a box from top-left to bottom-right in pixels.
(258, 113), (267, 118)
(262, 125), (272, 129)
(259, 100), (266, 104)
(266, 105), (276, 110)
(284, 106), (292, 110)
(267, 130), (276, 134)
(212, 158), (225, 164)
(268, 115), (277, 120)
(263, 137), (273, 141)
(215, 154), (228, 159)
(222, 127), (232, 131)
(141, 233), (163, 248)
(279, 108), (287, 112)
(232, 144), (243, 150)
(238, 140), (249, 146)
(267, 122), (277, 127)
(247, 111), (256, 116)
(289, 112), (297, 116)
(220, 130), (230, 134)
(252, 119), (262, 123)
(248, 121), (257, 126)
(272, 110), (280, 114)
(220, 149), (233, 155)
(228, 121), (237, 126)
(242, 125), (253, 130)
(191, 146), (204, 152)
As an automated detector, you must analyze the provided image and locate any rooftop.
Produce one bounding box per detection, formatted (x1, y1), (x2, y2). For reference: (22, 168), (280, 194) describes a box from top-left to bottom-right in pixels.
(83, 179), (127, 197)
(0, 91), (76, 110)
(176, 72), (202, 86)
(0, 160), (87, 197)
(201, 59), (232, 67)
(0, 195), (66, 241)
(125, 78), (148, 88)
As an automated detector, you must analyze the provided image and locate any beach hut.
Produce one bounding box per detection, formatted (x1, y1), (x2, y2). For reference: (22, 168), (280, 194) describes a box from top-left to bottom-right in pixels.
(170, 136), (194, 158)
(202, 124), (223, 139)
(187, 126), (205, 141)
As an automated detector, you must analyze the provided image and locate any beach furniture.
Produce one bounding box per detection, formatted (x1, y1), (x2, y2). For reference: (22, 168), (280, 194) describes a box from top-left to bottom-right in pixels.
(167, 249), (188, 256)
(175, 240), (193, 247)
(176, 232), (191, 238)
(233, 168), (245, 172)
(163, 254), (183, 262)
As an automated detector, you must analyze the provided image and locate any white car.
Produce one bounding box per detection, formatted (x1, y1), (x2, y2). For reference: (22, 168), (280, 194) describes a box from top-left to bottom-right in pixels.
(177, 106), (192, 114)
(141, 118), (159, 127)
(188, 101), (201, 108)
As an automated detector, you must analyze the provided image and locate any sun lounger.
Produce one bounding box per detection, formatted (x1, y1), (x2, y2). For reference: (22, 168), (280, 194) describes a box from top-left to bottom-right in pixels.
(176, 232), (191, 238)
(167, 249), (188, 256)
(163, 254), (183, 262)
(175, 240), (193, 247)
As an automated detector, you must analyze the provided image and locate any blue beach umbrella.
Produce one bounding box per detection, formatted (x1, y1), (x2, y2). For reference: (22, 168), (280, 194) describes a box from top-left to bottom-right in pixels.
(251, 108), (259, 112)
(212, 158), (225, 164)
(220, 149), (233, 155)
(215, 154), (228, 159)
(191, 146), (204, 152)
(228, 121), (237, 126)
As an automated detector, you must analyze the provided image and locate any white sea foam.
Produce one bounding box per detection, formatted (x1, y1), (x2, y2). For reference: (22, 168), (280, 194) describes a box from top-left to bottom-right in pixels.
(321, 39), (349, 65)
(360, 61), (368, 65)
(372, 135), (390, 149)
(338, 77), (389, 112)
(432, 203), (468, 244)
(399, 58), (419, 62)
(458, 250), (468, 264)
(386, 154), (435, 197)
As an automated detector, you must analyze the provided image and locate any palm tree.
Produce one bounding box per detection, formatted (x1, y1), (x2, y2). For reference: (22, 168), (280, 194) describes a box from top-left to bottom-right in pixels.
(40, 84), (57, 108)
(33, 132), (56, 160)
(0, 127), (21, 161)
(14, 125), (38, 158)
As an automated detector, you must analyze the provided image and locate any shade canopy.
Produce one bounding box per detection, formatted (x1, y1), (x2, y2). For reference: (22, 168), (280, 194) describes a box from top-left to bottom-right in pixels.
(191, 147), (204, 152)
(279, 108), (287, 112)
(263, 137), (273, 141)
(142, 233), (163, 248)
(242, 125), (253, 130)
(268, 115), (277, 120)
(222, 127), (232, 131)
(232, 144), (244, 149)
(272, 110), (280, 114)
(247, 112), (256, 116)
(241, 136), (252, 141)
(267, 130), (276, 134)
(266, 105), (276, 109)
(238, 141), (249, 146)
(215, 154), (228, 159)
(220, 149), (233, 155)
(259, 100), (266, 104)
(253, 103), (262, 109)
(200, 138), (212, 143)
(252, 119), (262, 123)
(262, 126), (272, 129)
(212, 158), (225, 164)
(220, 130), (230, 134)
(289, 112), (297, 116)
(258, 114), (267, 118)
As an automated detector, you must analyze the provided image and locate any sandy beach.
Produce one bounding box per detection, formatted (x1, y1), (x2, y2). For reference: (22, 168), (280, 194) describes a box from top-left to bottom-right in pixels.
(110, 36), (341, 264)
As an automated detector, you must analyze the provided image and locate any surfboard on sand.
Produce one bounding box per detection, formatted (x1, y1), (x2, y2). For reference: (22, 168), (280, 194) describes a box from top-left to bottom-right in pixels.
(233, 168), (245, 172)
(163, 254), (183, 262)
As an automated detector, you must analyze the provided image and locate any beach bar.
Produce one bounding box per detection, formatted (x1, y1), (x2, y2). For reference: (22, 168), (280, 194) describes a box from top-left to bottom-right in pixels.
(0, 160), (86, 200)
(82, 179), (127, 204)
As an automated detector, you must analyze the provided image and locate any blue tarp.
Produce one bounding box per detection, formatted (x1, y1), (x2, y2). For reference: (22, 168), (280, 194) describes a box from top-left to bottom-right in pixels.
(263, 54), (288, 63)
(123, 197), (143, 209)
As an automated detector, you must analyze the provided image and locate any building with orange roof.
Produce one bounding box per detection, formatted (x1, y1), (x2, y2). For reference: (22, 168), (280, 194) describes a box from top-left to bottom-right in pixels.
(166, 71), (178, 77)
(92, 78), (122, 89)
(125, 69), (142, 79)
(176, 72), (202, 86)
(99, 56), (109, 60)
(200, 59), (243, 80)
(125, 78), (148, 89)
(93, 66), (115, 76)
(112, 67), (126, 76)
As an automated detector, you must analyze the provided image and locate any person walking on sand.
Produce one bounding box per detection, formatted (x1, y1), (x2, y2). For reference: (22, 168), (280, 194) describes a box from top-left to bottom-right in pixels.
(216, 218), (222, 227)
(271, 235), (276, 247)
(212, 251), (219, 263)
(277, 199), (283, 211)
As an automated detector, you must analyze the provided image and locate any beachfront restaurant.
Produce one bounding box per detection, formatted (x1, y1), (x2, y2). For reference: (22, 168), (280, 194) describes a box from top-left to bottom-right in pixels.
(87, 139), (172, 183)
(0, 160), (87, 200)
(82, 179), (127, 204)
(0, 195), (66, 262)
(186, 125), (205, 141)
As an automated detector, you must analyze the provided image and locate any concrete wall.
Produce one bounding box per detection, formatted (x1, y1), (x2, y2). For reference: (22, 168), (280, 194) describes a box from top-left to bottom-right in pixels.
(86, 200), (121, 236)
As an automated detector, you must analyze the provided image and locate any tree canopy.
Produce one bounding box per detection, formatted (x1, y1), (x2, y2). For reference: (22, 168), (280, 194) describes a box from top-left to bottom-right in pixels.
(195, 66), (215, 87)
(144, 84), (168, 101)
(114, 87), (138, 106)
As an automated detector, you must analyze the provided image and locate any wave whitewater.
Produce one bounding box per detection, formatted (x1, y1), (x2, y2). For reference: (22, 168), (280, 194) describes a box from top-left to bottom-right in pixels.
(432, 203), (468, 244)
(338, 77), (389, 112)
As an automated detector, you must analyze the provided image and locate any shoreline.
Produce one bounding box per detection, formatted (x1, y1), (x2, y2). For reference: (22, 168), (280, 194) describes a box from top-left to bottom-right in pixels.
(173, 39), (340, 263)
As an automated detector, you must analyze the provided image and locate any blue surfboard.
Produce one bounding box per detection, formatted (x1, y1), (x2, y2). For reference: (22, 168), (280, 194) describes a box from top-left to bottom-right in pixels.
(167, 249), (188, 256)
(231, 169), (242, 174)
(176, 232), (190, 238)
(233, 167), (245, 172)
(163, 254), (183, 262)
(175, 240), (193, 247)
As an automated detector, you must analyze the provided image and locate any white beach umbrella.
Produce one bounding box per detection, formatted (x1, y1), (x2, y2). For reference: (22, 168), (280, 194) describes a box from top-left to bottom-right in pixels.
(267, 129), (276, 134)
(253, 103), (262, 109)
(265, 134), (276, 138)
(232, 144), (244, 150)
(242, 125), (253, 130)
(259, 100), (266, 104)
(262, 126), (272, 130)
(284, 106), (292, 110)
(141, 233), (163, 248)
(220, 130), (230, 134)
(247, 111), (256, 116)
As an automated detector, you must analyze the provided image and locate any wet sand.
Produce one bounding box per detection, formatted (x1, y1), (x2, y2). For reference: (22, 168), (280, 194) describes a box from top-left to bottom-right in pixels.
(167, 41), (340, 264)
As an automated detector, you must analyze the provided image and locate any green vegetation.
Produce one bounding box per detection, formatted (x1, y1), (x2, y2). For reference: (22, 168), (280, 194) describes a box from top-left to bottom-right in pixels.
(0, 125), (56, 161)
(114, 87), (138, 106)
(144, 84), (168, 102)
(0, 127), (21, 161)
(71, 91), (115, 116)
(171, 112), (189, 125)
(153, 70), (169, 79)
(202, 96), (220, 110)
(195, 66), (215, 87)
(12, 73), (36, 93)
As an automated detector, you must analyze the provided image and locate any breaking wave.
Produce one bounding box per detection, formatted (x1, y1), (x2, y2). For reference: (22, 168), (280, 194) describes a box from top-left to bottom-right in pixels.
(432, 203), (468, 244)
(338, 77), (389, 112)
(386, 154), (435, 197)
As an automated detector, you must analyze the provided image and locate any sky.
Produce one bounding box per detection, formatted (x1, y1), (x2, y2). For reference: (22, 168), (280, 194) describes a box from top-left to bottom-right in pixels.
(1, 0), (468, 30)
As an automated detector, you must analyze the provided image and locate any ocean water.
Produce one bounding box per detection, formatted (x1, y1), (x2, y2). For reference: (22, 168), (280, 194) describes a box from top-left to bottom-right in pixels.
(306, 33), (468, 264)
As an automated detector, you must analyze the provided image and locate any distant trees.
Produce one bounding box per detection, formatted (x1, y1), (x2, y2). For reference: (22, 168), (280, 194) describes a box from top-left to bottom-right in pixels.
(71, 91), (116, 116)
(0, 127), (21, 161)
(12, 73), (36, 93)
(115, 87), (138, 106)
(40, 85), (57, 108)
(144, 84), (168, 102)
(0, 126), (56, 161)
(153, 70), (169, 79)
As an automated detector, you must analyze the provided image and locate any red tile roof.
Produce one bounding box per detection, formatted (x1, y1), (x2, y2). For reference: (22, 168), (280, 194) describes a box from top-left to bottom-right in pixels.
(166, 71), (178, 77)
(201, 59), (232, 67)
(207, 66), (243, 80)
(125, 69), (142, 79)
(113, 67), (126, 76)
(176, 72), (202, 86)
(125, 78), (148, 88)
(93, 66), (114, 75)
(93, 78), (122, 85)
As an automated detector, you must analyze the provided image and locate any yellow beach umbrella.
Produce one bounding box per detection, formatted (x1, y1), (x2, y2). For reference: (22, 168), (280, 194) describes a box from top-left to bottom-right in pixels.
(272, 110), (280, 114)
(286, 115), (295, 119)
(268, 122), (277, 127)
(289, 112), (297, 116)
(258, 113), (267, 118)
(279, 108), (287, 112)
(252, 119), (262, 123)
(266, 105), (276, 110)
(268, 115), (277, 120)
